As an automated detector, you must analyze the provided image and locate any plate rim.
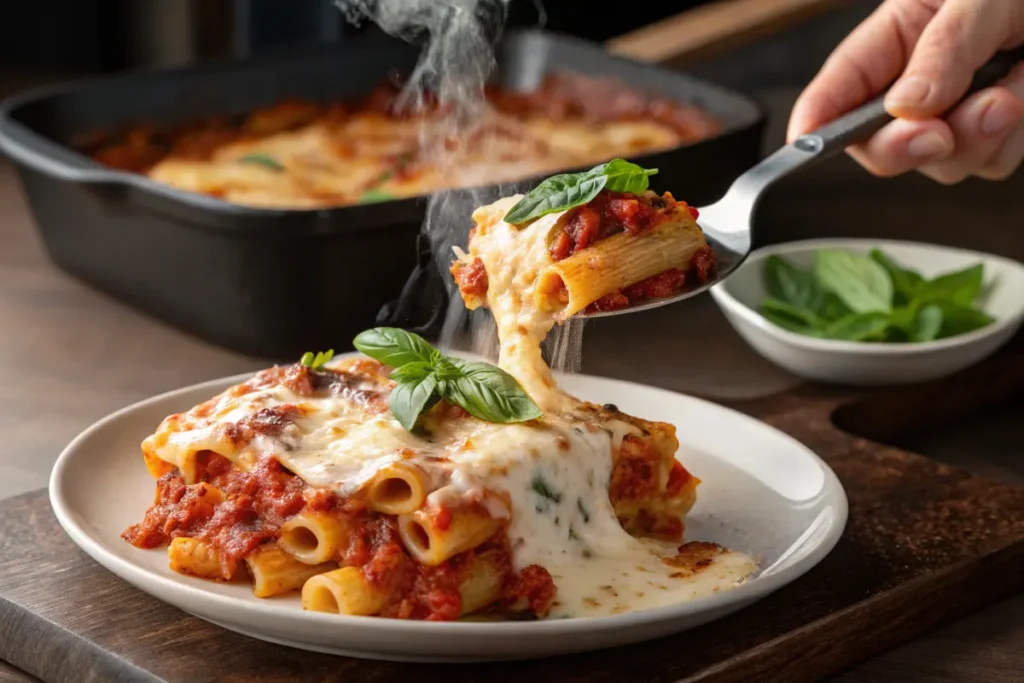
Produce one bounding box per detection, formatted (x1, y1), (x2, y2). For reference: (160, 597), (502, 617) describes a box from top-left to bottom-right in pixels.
(49, 358), (848, 640)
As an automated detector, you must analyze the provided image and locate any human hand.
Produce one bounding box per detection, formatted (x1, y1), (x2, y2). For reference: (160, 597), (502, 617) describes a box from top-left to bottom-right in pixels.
(787, 0), (1024, 183)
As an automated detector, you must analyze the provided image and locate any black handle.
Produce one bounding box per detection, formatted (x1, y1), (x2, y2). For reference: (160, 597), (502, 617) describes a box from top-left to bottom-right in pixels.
(375, 231), (449, 339)
(0, 98), (126, 186)
(796, 46), (1024, 155)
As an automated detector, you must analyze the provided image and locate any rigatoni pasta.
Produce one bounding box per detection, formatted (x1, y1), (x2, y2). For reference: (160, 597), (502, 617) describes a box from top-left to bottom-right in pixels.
(398, 507), (502, 566)
(537, 212), (709, 318)
(301, 567), (392, 616)
(457, 550), (506, 616)
(366, 462), (429, 515)
(278, 512), (350, 565)
(453, 188), (716, 321)
(246, 545), (335, 598)
(168, 537), (226, 580)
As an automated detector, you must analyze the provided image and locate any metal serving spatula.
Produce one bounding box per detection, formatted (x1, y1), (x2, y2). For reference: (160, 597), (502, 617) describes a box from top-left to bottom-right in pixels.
(581, 46), (1024, 319)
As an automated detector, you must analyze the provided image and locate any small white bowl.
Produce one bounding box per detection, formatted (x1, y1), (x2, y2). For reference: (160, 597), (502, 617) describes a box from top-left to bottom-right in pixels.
(709, 238), (1024, 386)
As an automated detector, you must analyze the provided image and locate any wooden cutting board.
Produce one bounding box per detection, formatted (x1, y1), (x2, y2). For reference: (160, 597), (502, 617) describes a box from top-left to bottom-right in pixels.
(1, 336), (1023, 683)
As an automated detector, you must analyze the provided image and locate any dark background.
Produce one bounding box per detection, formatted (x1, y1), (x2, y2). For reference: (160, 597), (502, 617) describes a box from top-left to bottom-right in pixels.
(0, 0), (879, 111)
(0, 0), (710, 72)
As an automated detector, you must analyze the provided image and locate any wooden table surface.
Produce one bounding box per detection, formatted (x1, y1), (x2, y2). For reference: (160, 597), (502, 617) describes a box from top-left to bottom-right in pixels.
(1, 82), (1023, 680)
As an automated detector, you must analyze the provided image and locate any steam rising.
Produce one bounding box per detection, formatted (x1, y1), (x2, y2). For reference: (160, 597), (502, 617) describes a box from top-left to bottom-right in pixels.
(334, 0), (502, 130)
(336, 0), (584, 372)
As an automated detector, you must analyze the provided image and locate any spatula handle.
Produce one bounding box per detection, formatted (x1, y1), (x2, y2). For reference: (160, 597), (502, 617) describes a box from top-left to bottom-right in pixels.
(794, 46), (1024, 157)
(723, 46), (1024, 220)
(714, 46), (1024, 244)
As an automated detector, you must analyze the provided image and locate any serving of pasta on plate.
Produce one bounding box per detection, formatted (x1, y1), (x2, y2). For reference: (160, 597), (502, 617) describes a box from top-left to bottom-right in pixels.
(121, 161), (758, 621)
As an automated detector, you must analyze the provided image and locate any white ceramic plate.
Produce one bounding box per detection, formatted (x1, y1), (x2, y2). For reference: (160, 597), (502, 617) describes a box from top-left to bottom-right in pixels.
(50, 362), (847, 662)
(711, 238), (1024, 385)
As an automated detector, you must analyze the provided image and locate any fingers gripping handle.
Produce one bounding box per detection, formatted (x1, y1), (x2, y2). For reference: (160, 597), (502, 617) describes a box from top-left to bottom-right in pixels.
(796, 46), (1024, 159)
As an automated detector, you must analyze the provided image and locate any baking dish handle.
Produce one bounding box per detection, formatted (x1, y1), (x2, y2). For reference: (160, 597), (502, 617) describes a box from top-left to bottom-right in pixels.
(0, 109), (128, 187)
(375, 231), (449, 339)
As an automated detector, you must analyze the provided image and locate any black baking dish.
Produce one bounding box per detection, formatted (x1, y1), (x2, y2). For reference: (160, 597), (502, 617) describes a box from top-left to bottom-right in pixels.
(0, 29), (765, 360)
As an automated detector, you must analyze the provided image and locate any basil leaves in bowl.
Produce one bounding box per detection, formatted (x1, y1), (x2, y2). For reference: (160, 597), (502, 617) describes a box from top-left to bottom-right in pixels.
(761, 248), (993, 343)
(709, 239), (1024, 385)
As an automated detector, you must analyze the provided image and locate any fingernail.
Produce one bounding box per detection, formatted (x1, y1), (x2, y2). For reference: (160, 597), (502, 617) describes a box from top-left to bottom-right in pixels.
(886, 76), (931, 110)
(980, 98), (1020, 136)
(907, 131), (952, 159)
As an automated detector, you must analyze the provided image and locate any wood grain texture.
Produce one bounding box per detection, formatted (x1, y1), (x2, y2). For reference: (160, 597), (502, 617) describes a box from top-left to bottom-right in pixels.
(605, 0), (852, 65)
(1, 339), (1022, 683)
(0, 662), (41, 683)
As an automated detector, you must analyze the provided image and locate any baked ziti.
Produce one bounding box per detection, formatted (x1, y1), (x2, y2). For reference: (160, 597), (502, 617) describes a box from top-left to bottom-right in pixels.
(123, 163), (753, 620)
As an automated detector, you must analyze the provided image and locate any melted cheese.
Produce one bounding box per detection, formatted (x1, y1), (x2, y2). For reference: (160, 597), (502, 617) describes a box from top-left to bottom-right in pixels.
(145, 194), (754, 619)
(461, 195), (574, 412)
(454, 195), (755, 616)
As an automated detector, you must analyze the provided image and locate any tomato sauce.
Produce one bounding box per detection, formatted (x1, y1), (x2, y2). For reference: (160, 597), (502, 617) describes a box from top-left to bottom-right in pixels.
(451, 257), (489, 300)
(123, 452), (556, 621)
(539, 190), (715, 314)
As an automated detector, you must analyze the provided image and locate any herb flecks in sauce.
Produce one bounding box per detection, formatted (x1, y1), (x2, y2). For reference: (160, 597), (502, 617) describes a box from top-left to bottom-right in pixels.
(531, 474), (563, 504)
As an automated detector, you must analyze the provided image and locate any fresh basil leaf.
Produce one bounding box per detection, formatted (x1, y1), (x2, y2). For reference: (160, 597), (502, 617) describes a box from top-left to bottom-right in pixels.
(916, 263), (984, 307)
(760, 297), (824, 331)
(814, 249), (894, 314)
(818, 292), (854, 321)
(824, 312), (891, 341)
(598, 158), (659, 194)
(445, 361), (542, 423)
(761, 313), (823, 337)
(869, 249), (924, 305)
(910, 304), (943, 342)
(300, 351), (314, 367)
(389, 372), (440, 431)
(883, 326), (910, 343)
(360, 189), (395, 204)
(431, 357), (464, 383)
(237, 153), (284, 171)
(389, 360), (434, 384)
(504, 158), (660, 224)
(353, 327), (440, 369)
(763, 255), (852, 322)
(887, 300), (919, 330)
(765, 256), (824, 310)
(504, 171), (608, 225)
(933, 301), (995, 338)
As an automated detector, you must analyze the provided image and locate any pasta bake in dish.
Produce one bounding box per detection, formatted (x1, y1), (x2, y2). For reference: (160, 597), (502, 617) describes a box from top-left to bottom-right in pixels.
(123, 162), (753, 620)
(83, 72), (721, 210)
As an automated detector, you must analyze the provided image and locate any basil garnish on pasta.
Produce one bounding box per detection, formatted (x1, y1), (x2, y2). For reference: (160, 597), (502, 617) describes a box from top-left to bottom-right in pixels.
(353, 327), (542, 430)
(237, 153), (284, 171)
(503, 158), (659, 225)
(299, 349), (334, 370)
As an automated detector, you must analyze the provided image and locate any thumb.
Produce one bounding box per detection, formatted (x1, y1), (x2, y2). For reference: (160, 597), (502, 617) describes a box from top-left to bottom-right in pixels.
(885, 0), (1015, 119)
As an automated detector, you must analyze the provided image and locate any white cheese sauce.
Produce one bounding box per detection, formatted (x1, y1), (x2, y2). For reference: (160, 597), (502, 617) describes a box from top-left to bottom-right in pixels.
(468, 415), (755, 618)
(456, 195), (756, 617)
